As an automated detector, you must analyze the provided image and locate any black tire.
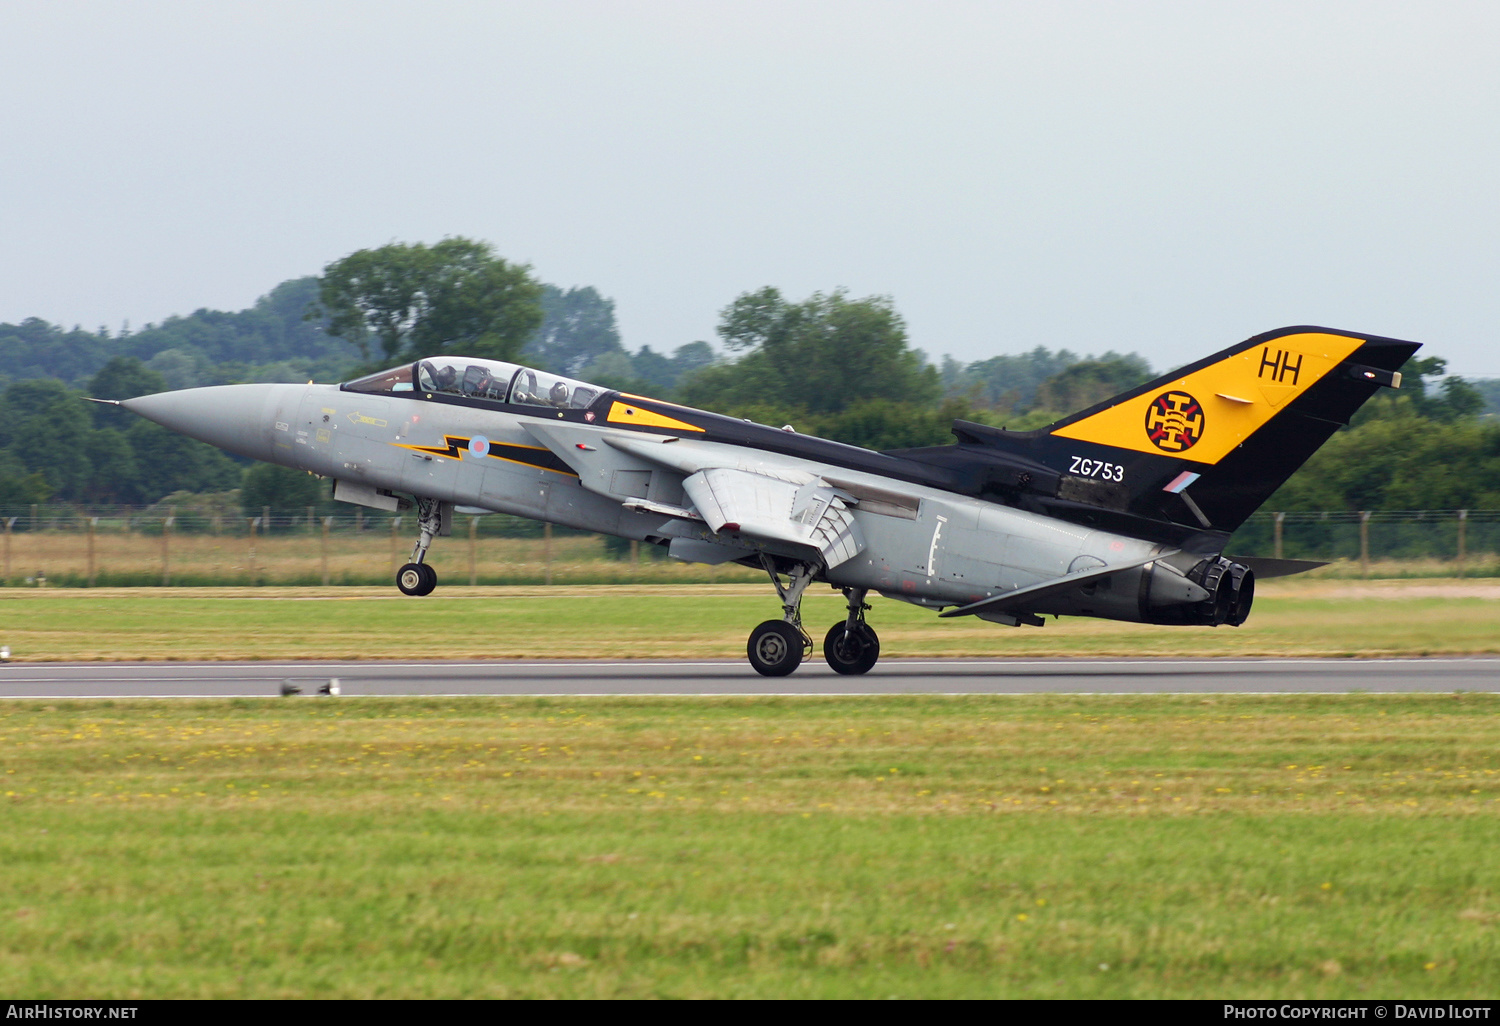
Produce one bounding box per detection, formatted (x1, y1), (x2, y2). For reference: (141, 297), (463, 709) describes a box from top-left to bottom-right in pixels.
(396, 562), (427, 596)
(823, 622), (880, 675)
(747, 620), (804, 677)
(417, 563), (438, 596)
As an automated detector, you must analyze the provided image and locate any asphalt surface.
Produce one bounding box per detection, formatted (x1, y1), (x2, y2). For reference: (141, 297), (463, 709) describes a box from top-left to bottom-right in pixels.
(0, 657), (1497, 698)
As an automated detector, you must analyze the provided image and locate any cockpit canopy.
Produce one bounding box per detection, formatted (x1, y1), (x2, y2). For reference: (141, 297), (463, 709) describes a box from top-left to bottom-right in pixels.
(341, 356), (606, 411)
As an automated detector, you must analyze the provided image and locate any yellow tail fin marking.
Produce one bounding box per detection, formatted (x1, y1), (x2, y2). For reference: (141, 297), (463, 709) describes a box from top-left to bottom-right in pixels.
(606, 401), (706, 433)
(1049, 332), (1366, 464)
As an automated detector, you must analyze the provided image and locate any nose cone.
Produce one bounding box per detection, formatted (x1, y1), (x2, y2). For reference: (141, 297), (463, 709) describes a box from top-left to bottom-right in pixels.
(122, 383), (306, 462)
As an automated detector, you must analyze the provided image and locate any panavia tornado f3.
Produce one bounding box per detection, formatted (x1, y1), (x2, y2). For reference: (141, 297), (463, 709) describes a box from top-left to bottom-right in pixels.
(117, 326), (1418, 676)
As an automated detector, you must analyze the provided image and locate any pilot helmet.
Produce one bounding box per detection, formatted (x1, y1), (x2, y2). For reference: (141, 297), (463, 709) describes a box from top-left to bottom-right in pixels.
(549, 381), (569, 404)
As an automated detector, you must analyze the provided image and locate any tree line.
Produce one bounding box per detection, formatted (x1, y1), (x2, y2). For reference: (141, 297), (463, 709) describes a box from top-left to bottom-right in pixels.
(1, 236), (1495, 523)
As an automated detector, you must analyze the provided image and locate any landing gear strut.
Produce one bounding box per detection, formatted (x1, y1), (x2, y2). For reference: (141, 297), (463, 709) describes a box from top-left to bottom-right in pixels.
(823, 588), (880, 675)
(395, 497), (446, 597)
(747, 558), (815, 676)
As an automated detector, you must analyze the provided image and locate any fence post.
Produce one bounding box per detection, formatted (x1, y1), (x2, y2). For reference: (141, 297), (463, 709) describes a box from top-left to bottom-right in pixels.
(544, 523), (553, 586)
(161, 516), (173, 586)
(29, 504), (37, 533)
(469, 516), (478, 586)
(3, 517), (13, 585)
(1273, 512), (1284, 561)
(1457, 509), (1468, 576)
(87, 517), (97, 587)
(356, 508), (364, 534)
(321, 516), (332, 586)
(247, 518), (258, 585)
(1359, 511), (1371, 577)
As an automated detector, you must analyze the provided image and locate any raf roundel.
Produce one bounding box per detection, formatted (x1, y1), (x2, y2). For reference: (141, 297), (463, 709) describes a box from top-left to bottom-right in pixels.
(468, 435), (490, 458)
(1144, 391), (1204, 453)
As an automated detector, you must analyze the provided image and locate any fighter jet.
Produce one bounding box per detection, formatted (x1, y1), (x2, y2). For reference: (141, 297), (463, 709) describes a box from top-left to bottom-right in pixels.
(118, 326), (1416, 676)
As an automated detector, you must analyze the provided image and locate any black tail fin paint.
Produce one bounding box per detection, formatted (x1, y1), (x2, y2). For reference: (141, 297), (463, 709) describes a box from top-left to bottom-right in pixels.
(891, 327), (1420, 545)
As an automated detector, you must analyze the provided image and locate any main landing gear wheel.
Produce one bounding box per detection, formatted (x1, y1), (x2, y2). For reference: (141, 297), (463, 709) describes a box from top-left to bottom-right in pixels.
(824, 622), (880, 675)
(748, 620), (805, 677)
(396, 562), (437, 596)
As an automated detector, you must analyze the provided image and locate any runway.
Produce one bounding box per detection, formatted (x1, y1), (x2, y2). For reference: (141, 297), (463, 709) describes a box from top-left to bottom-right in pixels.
(1, 657), (1497, 698)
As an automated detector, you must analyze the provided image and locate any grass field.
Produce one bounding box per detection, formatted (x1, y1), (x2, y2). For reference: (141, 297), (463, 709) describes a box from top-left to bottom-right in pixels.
(1, 694), (1497, 998)
(0, 578), (1498, 661)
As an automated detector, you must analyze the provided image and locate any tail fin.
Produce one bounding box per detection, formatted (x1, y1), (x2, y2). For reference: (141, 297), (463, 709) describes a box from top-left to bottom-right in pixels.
(902, 327), (1419, 540)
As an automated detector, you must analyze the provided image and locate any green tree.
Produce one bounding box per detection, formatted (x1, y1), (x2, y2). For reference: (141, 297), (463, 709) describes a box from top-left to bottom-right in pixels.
(126, 420), (241, 505)
(1032, 354), (1154, 416)
(317, 238), (543, 364)
(0, 380), (93, 499)
(943, 346), (1081, 412)
(87, 357), (167, 430)
(680, 288), (938, 415)
(241, 464), (326, 527)
(0, 450), (50, 510)
(523, 285), (623, 376)
(1354, 356), (1488, 425)
(84, 428), (139, 503)
(0, 318), (109, 386)
(815, 397), (974, 450)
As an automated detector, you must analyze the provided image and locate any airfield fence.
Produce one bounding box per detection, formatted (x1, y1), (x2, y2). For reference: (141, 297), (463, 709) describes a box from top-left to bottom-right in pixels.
(0, 504), (1497, 587)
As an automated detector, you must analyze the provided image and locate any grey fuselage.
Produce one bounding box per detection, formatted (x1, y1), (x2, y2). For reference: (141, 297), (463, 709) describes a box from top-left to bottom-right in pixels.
(123, 378), (1211, 624)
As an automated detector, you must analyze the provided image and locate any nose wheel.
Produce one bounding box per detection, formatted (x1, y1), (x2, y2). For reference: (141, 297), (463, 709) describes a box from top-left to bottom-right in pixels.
(396, 562), (438, 596)
(395, 497), (449, 597)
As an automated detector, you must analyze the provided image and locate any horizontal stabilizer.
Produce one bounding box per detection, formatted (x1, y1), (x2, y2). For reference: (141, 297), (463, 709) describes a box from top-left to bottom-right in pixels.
(1228, 556), (1328, 579)
(938, 551), (1177, 619)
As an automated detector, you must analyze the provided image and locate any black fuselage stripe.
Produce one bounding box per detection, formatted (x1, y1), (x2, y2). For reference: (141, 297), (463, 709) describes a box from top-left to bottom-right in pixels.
(490, 443), (575, 476)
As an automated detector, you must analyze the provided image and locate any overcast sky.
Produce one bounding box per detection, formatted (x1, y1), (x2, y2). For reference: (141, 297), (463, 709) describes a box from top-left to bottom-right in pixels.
(2, 1), (1497, 376)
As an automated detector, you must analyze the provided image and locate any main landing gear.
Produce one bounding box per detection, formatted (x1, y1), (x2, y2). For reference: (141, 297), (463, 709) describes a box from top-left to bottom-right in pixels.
(396, 497), (445, 597)
(747, 560), (814, 677)
(823, 588), (879, 676)
(746, 560), (881, 677)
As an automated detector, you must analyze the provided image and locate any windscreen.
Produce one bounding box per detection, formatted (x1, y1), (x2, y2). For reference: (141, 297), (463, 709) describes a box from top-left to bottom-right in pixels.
(345, 356), (608, 411)
(342, 364), (414, 393)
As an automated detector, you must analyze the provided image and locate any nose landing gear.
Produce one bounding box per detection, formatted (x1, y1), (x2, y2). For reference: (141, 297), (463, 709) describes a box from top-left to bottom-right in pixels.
(396, 561), (437, 596)
(395, 497), (449, 597)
